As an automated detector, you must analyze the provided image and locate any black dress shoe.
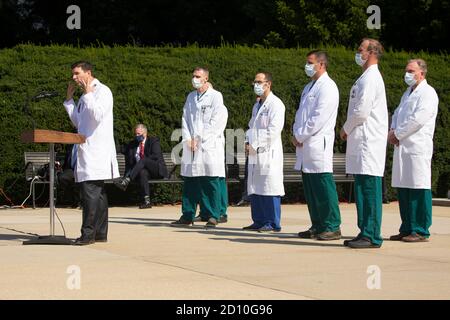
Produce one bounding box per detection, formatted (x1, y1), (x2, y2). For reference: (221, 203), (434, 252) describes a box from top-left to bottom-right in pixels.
(343, 236), (361, 247)
(347, 237), (381, 249)
(139, 201), (152, 209)
(171, 217), (193, 226)
(298, 229), (317, 239)
(114, 177), (130, 191)
(242, 224), (260, 231)
(73, 237), (95, 246)
(389, 232), (409, 241)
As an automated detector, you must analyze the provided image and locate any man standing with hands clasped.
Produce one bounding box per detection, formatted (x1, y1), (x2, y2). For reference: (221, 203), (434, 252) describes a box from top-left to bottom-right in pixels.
(243, 72), (285, 232)
(64, 61), (119, 245)
(293, 50), (342, 241)
(340, 39), (388, 249)
(171, 67), (228, 228)
(388, 59), (439, 243)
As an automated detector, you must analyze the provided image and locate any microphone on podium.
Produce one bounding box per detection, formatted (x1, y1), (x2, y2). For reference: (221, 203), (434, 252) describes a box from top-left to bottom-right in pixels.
(31, 91), (59, 101)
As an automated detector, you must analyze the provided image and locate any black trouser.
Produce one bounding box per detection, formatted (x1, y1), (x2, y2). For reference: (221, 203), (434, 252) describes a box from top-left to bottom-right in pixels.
(57, 169), (80, 205)
(128, 158), (161, 199)
(80, 180), (108, 240)
(240, 155), (249, 201)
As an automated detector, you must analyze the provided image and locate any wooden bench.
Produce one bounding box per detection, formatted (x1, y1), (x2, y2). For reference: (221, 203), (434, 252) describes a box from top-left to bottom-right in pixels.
(24, 151), (354, 207)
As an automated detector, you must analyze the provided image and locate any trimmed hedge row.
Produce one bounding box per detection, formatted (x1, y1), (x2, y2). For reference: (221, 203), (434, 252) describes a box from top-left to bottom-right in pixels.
(0, 44), (449, 205)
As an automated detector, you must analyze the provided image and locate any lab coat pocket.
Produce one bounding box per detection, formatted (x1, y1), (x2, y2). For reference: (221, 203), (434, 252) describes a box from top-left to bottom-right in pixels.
(347, 126), (364, 155)
(303, 135), (325, 167)
(258, 150), (272, 176)
(401, 136), (425, 156)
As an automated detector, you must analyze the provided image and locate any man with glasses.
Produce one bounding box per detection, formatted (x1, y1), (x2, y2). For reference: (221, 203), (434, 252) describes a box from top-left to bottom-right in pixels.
(243, 72), (286, 232)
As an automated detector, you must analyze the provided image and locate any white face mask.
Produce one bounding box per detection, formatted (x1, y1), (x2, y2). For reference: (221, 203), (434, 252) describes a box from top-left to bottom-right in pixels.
(355, 53), (367, 67)
(304, 63), (317, 78)
(192, 77), (203, 89)
(253, 83), (265, 96)
(404, 72), (417, 87)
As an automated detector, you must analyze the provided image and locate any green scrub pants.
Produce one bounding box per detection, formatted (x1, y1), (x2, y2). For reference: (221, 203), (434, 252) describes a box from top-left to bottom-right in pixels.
(302, 172), (341, 233)
(353, 174), (383, 245)
(199, 177), (228, 219)
(397, 188), (432, 237)
(181, 176), (222, 221)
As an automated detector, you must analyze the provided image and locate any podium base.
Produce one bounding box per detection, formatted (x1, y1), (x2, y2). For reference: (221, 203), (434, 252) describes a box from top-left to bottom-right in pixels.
(23, 235), (73, 245)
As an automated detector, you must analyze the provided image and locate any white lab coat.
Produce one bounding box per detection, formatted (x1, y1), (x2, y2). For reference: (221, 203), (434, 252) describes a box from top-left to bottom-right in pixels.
(181, 88), (228, 177)
(343, 64), (388, 177)
(247, 92), (285, 196)
(64, 78), (119, 182)
(293, 72), (339, 173)
(391, 79), (439, 189)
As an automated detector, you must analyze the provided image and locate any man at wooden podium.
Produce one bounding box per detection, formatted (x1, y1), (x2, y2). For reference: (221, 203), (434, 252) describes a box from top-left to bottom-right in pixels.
(64, 61), (119, 245)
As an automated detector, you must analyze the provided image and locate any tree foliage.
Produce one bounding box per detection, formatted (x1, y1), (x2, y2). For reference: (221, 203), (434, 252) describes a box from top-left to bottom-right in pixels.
(0, 0), (448, 52)
(0, 44), (449, 205)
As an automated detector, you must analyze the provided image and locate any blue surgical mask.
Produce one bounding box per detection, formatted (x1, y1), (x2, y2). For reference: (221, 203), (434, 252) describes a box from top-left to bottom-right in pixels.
(355, 53), (367, 67)
(253, 83), (265, 96)
(304, 63), (317, 77)
(136, 135), (144, 143)
(404, 72), (417, 87)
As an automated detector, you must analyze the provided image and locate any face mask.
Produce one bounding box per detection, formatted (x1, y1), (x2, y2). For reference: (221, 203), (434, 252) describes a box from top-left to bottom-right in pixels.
(304, 63), (317, 77)
(253, 83), (265, 96)
(136, 135), (144, 143)
(355, 53), (367, 67)
(404, 72), (417, 87)
(192, 77), (203, 89)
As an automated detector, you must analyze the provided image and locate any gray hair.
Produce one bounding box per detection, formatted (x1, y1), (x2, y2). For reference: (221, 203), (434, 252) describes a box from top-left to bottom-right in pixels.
(362, 38), (384, 59)
(135, 123), (147, 133)
(409, 58), (428, 77)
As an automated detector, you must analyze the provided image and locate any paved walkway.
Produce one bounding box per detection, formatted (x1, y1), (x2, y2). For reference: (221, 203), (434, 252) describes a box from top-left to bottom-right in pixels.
(0, 202), (449, 299)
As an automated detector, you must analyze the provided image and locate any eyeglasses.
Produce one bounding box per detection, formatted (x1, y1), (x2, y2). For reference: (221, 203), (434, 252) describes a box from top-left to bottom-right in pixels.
(252, 80), (268, 85)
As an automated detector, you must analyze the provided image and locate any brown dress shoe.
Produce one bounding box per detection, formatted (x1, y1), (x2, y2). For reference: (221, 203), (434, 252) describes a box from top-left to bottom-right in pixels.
(402, 234), (428, 242)
(389, 233), (409, 241)
(317, 230), (342, 241)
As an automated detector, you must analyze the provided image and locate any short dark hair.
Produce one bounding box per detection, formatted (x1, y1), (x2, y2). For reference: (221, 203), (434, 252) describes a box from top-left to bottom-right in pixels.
(71, 61), (93, 72)
(258, 72), (272, 83)
(193, 66), (209, 77)
(307, 50), (328, 68)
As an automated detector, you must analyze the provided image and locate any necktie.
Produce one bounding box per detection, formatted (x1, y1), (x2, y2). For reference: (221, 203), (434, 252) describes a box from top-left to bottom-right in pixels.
(139, 142), (145, 160)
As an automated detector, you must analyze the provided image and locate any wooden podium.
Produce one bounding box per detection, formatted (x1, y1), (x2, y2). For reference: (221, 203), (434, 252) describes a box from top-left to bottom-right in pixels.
(21, 129), (86, 245)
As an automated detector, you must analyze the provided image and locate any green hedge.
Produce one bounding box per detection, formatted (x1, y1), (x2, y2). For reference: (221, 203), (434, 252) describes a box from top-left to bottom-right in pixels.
(0, 44), (449, 205)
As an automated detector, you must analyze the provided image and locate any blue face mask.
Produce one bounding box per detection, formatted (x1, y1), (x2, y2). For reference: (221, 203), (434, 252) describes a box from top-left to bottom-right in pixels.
(304, 63), (317, 78)
(136, 135), (144, 143)
(253, 83), (265, 96)
(404, 72), (417, 87)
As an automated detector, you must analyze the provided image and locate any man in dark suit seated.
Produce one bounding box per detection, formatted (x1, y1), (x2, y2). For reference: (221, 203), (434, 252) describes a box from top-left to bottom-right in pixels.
(114, 124), (168, 209)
